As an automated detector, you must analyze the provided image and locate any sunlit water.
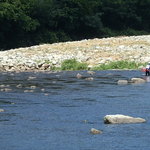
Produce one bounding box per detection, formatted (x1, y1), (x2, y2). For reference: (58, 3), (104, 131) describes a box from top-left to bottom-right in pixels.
(0, 70), (150, 150)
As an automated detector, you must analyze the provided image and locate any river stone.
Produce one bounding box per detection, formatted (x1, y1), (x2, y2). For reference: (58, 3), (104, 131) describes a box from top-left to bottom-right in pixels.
(90, 128), (102, 134)
(85, 77), (94, 81)
(87, 71), (95, 75)
(117, 80), (128, 85)
(0, 109), (4, 112)
(131, 78), (146, 83)
(104, 114), (146, 124)
(76, 73), (82, 79)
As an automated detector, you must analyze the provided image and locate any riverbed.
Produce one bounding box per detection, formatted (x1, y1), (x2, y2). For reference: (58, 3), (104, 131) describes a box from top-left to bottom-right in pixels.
(0, 70), (150, 150)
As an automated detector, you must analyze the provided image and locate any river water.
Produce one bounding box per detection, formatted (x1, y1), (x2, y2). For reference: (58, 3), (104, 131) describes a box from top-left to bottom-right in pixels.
(0, 70), (150, 150)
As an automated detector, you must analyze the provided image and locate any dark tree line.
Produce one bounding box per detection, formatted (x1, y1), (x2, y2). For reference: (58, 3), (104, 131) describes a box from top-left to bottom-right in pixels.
(0, 0), (150, 50)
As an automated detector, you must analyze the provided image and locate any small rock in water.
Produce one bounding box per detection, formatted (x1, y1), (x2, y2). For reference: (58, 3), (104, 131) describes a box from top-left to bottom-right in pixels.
(16, 84), (22, 88)
(76, 73), (82, 79)
(41, 88), (45, 92)
(28, 76), (36, 80)
(87, 71), (95, 75)
(83, 120), (88, 123)
(104, 114), (146, 124)
(0, 84), (6, 88)
(44, 93), (49, 96)
(117, 80), (128, 85)
(30, 85), (36, 89)
(90, 128), (102, 134)
(1, 88), (12, 92)
(0, 84), (10, 88)
(24, 90), (34, 93)
(0, 109), (4, 112)
(85, 77), (94, 81)
(131, 78), (145, 84)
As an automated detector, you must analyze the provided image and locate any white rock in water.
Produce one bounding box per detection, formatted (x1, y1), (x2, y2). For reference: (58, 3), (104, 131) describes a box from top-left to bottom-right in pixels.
(85, 77), (94, 81)
(90, 128), (102, 134)
(117, 80), (128, 84)
(104, 114), (146, 124)
(131, 78), (145, 83)
(0, 109), (4, 112)
(87, 71), (95, 75)
(76, 73), (82, 79)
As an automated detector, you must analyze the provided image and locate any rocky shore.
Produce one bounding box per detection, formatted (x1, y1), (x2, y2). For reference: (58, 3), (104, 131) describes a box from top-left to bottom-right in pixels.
(0, 35), (150, 71)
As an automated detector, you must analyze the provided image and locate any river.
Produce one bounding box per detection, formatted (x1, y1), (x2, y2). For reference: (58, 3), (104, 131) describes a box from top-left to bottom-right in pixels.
(0, 70), (150, 150)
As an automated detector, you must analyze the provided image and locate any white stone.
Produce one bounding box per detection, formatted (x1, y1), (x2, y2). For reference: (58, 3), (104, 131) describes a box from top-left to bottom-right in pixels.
(87, 71), (95, 75)
(104, 114), (146, 124)
(76, 73), (82, 79)
(131, 78), (146, 83)
(0, 109), (4, 112)
(90, 128), (102, 134)
(117, 80), (128, 85)
(85, 77), (94, 81)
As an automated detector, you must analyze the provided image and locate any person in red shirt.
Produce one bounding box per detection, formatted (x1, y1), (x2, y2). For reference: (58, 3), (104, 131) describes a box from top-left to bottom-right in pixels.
(145, 62), (150, 76)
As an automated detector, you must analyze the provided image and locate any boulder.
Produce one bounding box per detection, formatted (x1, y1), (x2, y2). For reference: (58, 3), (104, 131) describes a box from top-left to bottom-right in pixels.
(131, 78), (145, 84)
(117, 80), (128, 85)
(104, 114), (146, 124)
(90, 128), (102, 134)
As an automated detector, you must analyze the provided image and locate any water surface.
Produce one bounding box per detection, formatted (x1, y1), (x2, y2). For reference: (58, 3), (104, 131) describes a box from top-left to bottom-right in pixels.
(0, 70), (150, 150)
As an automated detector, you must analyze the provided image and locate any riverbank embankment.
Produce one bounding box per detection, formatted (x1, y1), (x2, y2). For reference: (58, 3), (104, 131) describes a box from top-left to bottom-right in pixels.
(0, 35), (150, 71)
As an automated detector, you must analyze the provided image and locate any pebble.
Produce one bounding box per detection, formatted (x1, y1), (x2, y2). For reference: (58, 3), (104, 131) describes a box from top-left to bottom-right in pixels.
(90, 128), (102, 134)
(76, 73), (82, 79)
(85, 77), (94, 81)
(0, 109), (4, 112)
(87, 71), (95, 75)
(117, 80), (128, 85)
(24, 90), (34, 93)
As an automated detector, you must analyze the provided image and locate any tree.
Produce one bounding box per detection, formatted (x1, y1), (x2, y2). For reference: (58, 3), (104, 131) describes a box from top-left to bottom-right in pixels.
(136, 0), (150, 31)
(0, 0), (150, 50)
(0, 0), (39, 49)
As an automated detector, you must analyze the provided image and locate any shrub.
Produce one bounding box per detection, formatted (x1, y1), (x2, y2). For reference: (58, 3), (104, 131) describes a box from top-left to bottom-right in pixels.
(61, 59), (88, 70)
(93, 61), (145, 70)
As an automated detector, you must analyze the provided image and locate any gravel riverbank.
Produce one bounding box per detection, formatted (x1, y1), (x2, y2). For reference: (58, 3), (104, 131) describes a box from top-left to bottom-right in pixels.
(0, 35), (150, 71)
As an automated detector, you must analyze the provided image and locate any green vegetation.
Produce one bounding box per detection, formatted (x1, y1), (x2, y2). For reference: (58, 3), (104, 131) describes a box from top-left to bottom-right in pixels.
(93, 61), (146, 70)
(51, 66), (61, 71)
(0, 0), (150, 50)
(46, 59), (146, 71)
(61, 59), (88, 70)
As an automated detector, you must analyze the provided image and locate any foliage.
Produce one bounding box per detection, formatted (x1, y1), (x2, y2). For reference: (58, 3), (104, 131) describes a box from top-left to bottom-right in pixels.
(93, 61), (146, 70)
(61, 59), (88, 70)
(0, 0), (150, 50)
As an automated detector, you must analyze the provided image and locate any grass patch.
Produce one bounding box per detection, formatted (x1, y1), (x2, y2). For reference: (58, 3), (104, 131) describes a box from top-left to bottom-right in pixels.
(93, 61), (146, 70)
(61, 59), (88, 70)
(51, 66), (61, 71)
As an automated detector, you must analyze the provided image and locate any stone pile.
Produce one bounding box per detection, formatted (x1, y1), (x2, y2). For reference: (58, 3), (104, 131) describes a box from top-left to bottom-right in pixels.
(0, 35), (150, 71)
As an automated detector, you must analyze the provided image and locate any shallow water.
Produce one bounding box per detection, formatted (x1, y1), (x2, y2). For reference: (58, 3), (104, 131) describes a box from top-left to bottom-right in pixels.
(0, 70), (150, 150)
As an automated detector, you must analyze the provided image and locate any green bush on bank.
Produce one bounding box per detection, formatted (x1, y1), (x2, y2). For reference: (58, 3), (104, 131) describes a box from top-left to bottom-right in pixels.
(93, 61), (146, 70)
(54, 59), (146, 71)
(61, 59), (88, 71)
